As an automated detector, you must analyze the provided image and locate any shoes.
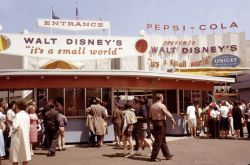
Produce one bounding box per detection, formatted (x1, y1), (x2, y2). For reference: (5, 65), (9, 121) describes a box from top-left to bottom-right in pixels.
(62, 148), (66, 151)
(149, 158), (161, 162)
(134, 150), (142, 156)
(166, 154), (173, 160)
(114, 143), (121, 147)
(124, 153), (135, 158)
(47, 152), (55, 157)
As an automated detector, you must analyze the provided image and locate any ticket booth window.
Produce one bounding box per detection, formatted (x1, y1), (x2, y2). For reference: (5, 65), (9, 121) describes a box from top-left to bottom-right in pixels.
(166, 90), (177, 113)
(179, 90), (191, 114)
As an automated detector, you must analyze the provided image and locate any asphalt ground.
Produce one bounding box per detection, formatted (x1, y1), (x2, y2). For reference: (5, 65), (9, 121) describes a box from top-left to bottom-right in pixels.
(1, 137), (250, 165)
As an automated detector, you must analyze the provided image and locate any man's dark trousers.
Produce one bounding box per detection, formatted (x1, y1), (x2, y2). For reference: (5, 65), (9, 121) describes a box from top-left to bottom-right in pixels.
(151, 120), (170, 160)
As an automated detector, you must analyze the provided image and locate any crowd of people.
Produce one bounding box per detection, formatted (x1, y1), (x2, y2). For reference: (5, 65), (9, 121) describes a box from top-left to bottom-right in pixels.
(109, 96), (250, 162)
(186, 99), (250, 139)
(0, 94), (250, 164)
(110, 94), (176, 162)
(0, 98), (67, 164)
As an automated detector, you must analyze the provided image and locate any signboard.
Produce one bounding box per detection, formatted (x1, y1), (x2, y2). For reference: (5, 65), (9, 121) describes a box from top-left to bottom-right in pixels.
(0, 33), (148, 61)
(146, 22), (238, 33)
(144, 33), (245, 71)
(37, 19), (110, 31)
(212, 54), (240, 67)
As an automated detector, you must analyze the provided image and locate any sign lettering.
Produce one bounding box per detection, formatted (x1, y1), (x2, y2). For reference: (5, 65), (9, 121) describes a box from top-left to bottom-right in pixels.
(0, 33), (148, 61)
(37, 19), (110, 31)
(146, 22), (238, 33)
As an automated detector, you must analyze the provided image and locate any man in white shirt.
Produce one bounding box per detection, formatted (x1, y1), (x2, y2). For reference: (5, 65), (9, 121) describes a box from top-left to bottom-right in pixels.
(210, 104), (220, 138)
(219, 100), (230, 139)
(186, 102), (197, 137)
(7, 107), (16, 136)
(239, 101), (246, 138)
(6, 101), (16, 157)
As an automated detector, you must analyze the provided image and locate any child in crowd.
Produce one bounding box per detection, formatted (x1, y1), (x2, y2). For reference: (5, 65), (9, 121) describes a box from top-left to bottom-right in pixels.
(57, 108), (67, 151)
(122, 102), (137, 158)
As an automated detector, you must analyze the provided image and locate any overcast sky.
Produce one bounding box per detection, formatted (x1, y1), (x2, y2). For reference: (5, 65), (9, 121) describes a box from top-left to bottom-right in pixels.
(0, 0), (250, 38)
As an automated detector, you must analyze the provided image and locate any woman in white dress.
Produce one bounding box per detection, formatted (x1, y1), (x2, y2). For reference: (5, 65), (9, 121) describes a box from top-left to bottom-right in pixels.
(10, 101), (31, 165)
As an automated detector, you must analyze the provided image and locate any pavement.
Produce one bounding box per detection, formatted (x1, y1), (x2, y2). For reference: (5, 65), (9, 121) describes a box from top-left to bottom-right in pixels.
(1, 137), (250, 165)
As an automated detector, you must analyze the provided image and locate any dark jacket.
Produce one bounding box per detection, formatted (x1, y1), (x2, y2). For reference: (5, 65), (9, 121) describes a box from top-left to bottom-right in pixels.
(44, 108), (60, 129)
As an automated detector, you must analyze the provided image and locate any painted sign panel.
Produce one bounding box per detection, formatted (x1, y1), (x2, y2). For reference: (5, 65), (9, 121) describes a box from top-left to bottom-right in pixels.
(144, 33), (245, 71)
(37, 19), (110, 31)
(0, 33), (148, 61)
(212, 54), (240, 67)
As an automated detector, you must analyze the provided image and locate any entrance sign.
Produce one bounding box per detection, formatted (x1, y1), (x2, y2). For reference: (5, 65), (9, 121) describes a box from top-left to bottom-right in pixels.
(0, 33), (148, 61)
(37, 19), (110, 31)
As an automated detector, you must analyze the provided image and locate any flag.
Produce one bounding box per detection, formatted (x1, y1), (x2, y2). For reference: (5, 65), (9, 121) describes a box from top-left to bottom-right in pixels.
(208, 94), (217, 104)
(100, 16), (105, 31)
(52, 9), (60, 19)
(75, 7), (79, 20)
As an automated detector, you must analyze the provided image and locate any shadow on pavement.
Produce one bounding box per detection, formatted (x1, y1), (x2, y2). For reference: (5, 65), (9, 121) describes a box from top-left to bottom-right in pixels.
(103, 153), (150, 162)
(34, 152), (48, 156)
(112, 147), (123, 150)
(196, 136), (250, 140)
(127, 156), (150, 162)
(74, 144), (92, 148)
(102, 153), (125, 158)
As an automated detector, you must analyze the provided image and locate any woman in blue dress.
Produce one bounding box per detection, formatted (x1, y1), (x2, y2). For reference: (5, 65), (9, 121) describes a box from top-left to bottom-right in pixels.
(0, 111), (6, 163)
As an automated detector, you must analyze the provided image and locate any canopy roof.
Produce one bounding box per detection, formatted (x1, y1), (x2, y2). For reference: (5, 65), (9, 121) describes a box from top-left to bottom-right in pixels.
(0, 69), (235, 83)
(175, 67), (250, 77)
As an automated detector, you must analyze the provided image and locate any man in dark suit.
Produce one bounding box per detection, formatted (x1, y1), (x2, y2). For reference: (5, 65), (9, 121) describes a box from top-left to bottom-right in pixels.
(44, 101), (60, 156)
(149, 93), (176, 162)
(40, 98), (54, 149)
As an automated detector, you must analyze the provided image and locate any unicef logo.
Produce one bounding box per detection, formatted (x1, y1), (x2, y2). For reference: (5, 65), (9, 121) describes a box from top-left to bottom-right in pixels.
(212, 54), (240, 67)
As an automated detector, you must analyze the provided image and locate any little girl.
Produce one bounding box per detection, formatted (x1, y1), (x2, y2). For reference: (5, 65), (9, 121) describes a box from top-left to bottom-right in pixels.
(122, 102), (137, 157)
